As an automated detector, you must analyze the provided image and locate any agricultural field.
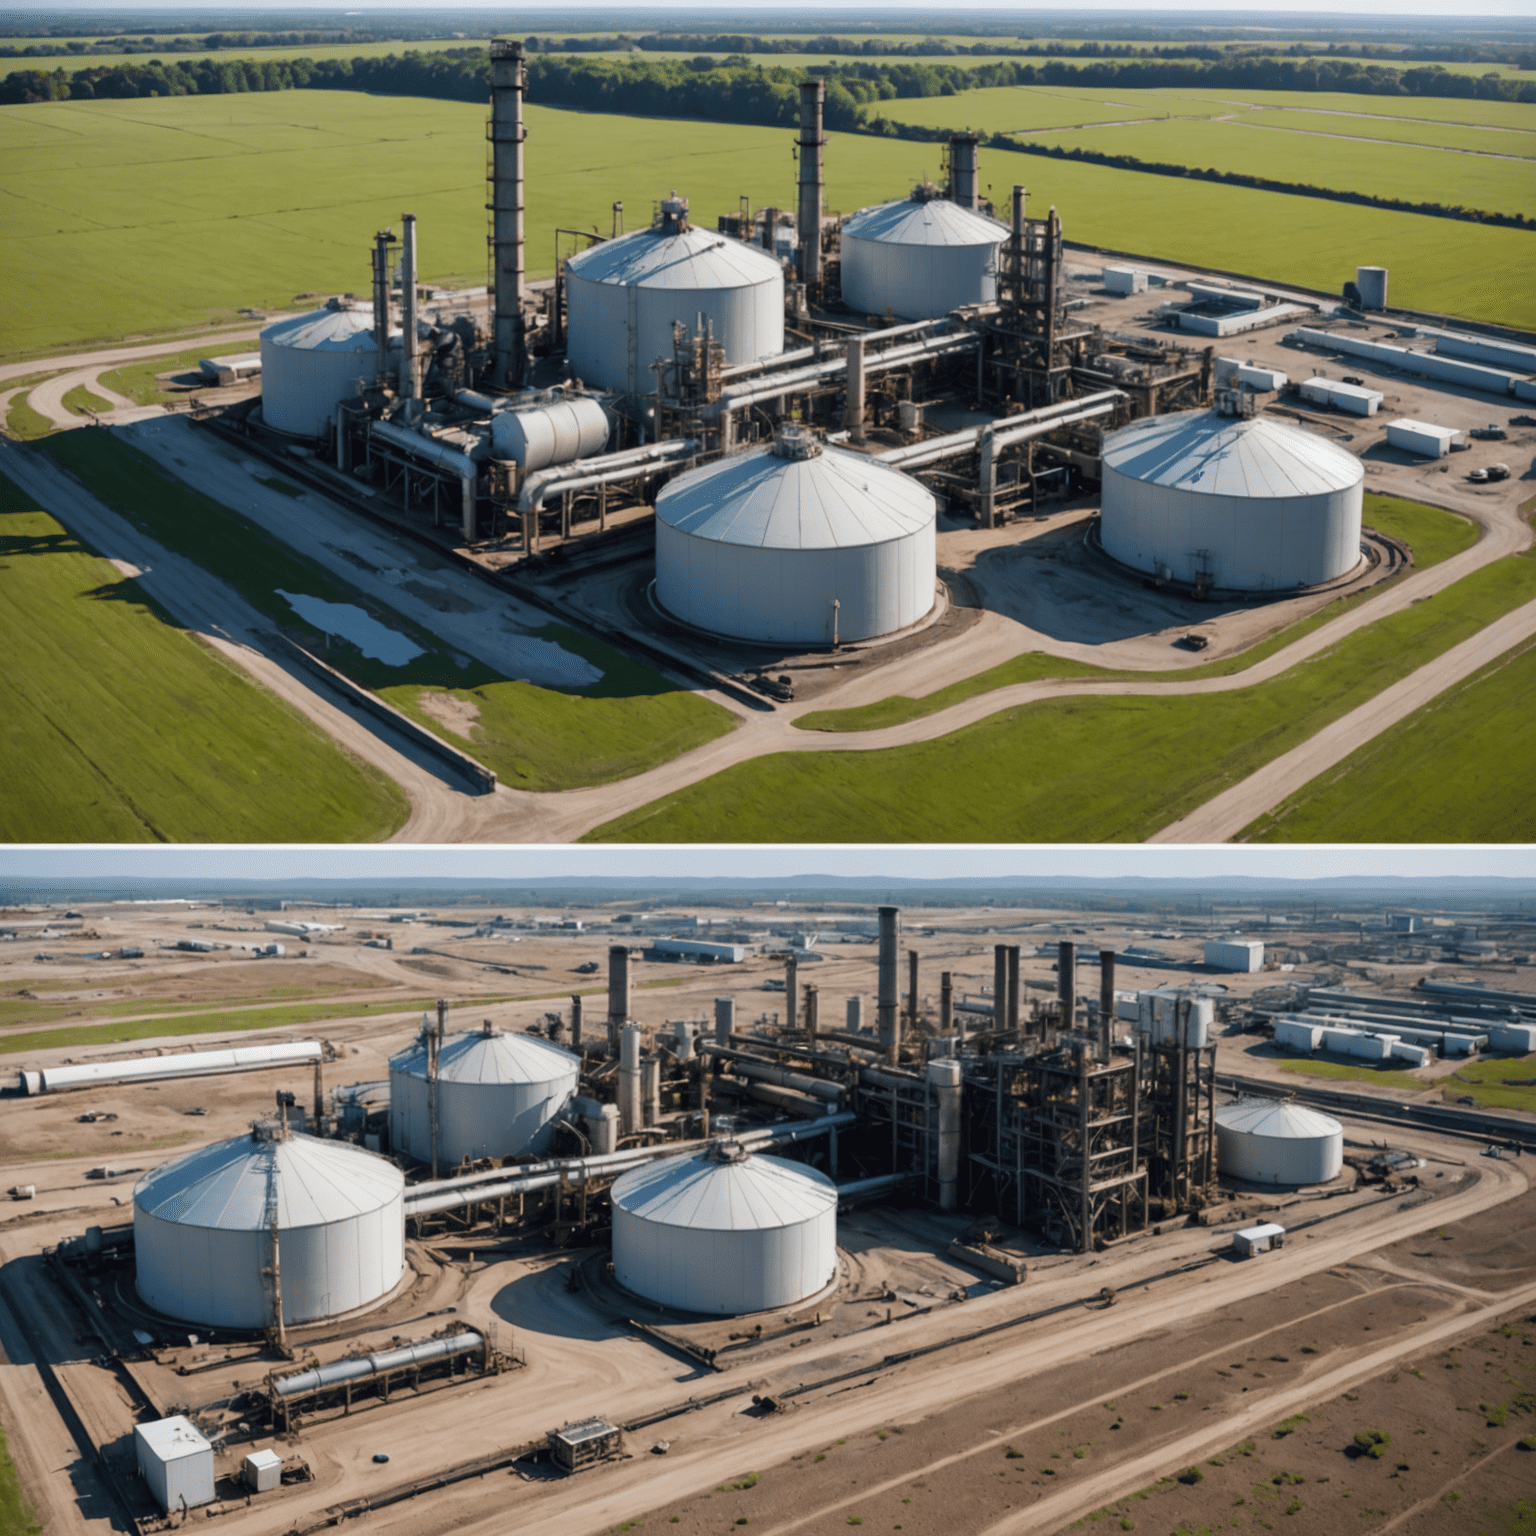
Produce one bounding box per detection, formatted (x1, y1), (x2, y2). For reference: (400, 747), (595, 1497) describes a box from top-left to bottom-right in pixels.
(0, 469), (410, 842)
(587, 550), (1536, 843)
(1243, 635), (1536, 843)
(5, 91), (1534, 361)
(1437, 1054), (1536, 1114)
(38, 431), (735, 794)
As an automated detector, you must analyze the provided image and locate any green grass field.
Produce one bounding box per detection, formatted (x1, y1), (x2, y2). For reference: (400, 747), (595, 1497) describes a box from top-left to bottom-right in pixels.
(1439, 1054), (1536, 1115)
(588, 548), (1536, 842)
(795, 495), (1476, 734)
(1275, 1056), (1431, 1092)
(4, 90), (1534, 361)
(0, 1425), (40, 1536)
(98, 340), (257, 405)
(38, 431), (733, 793)
(60, 381), (109, 415)
(1243, 635), (1536, 842)
(0, 468), (410, 842)
(4, 394), (52, 439)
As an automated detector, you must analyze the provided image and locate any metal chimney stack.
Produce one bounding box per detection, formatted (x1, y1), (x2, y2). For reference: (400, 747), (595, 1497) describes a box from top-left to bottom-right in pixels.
(786, 953), (799, 1033)
(399, 213), (420, 408)
(714, 995), (734, 1045)
(1057, 941), (1076, 1031)
(488, 40), (527, 389)
(371, 228), (395, 388)
(607, 945), (630, 1054)
(992, 944), (1007, 1036)
(948, 131), (980, 210)
(569, 993), (583, 1051)
(876, 906), (900, 1052)
(1006, 946), (1020, 1035)
(797, 79), (825, 288)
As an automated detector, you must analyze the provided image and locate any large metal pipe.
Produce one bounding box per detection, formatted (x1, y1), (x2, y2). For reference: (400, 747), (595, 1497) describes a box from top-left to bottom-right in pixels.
(488, 41), (527, 389)
(514, 438), (697, 516)
(844, 335), (866, 444)
(948, 131), (979, 211)
(797, 80), (824, 288)
(877, 906), (900, 1053)
(1058, 941), (1076, 1029)
(608, 945), (630, 1051)
(879, 392), (1124, 473)
(399, 213), (419, 405)
(618, 1023), (642, 1135)
(702, 1046), (844, 1103)
(929, 1058), (962, 1212)
(274, 1331), (482, 1397)
(25, 1041), (321, 1095)
(837, 1173), (911, 1206)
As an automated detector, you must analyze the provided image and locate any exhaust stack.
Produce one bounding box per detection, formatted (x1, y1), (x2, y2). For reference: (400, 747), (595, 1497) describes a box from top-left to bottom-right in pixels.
(797, 80), (825, 287)
(948, 131), (980, 210)
(877, 906), (900, 1054)
(371, 227), (395, 388)
(1057, 941), (1076, 1032)
(399, 213), (419, 408)
(607, 945), (630, 1054)
(488, 40), (527, 389)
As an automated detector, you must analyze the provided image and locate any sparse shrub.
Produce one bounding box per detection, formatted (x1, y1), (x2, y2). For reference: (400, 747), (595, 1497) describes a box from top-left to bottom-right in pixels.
(1352, 1429), (1392, 1459)
(1285, 1499), (1303, 1515)
(1272, 1416), (1309, 1438)
(1177, 1466), (1204, 1485)
(1174, 1390), (1193, 1400)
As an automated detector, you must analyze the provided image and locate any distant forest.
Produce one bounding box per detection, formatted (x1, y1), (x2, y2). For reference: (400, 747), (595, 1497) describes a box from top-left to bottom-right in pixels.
(5, 46), (1534, 111)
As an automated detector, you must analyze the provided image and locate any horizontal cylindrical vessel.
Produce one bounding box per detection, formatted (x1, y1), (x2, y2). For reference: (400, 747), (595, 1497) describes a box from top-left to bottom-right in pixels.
(610, 1144), (837, 1314)
(840, 192), (1007, 320)
(261, 305), (389, 438)
(134, 1128), (404, 1327)
(565, 195), (784, 396)
(1101, 409), (1363, 591)
(27, 1041), (320, 1095)
(489, 396), (609, 470)
(1215, 1099), (1342, 1186)
(654, 424), (936, 645)
(389, 1026), (580, 1165)
(274, 1330), (481, 1396)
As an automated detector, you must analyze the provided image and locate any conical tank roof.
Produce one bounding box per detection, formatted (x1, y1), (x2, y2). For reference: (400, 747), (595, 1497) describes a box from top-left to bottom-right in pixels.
(261, 305), (379, 353)
(390, 1027), (579, 1086)
(611, 1145), (837, 1231)
(844, 195), (1007, 250)
(1216, 1100), (1342, 1139)
(134, 1128), (403, 1231)
(1102, 409), (1362, 499)
(565, 223), (782, 291)
(656, 427), (935, 550)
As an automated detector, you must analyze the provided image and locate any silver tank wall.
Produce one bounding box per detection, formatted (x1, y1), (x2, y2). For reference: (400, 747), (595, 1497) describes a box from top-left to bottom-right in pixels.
(565, 272), (784, 396)
(612, 1202), (836, 1314)
(655, 520), (936, 644)
(133, 1192), (404, 1328)
(840, 236), (998, 321)
(259, 337), (374, 439)
(489, 397), (609, 470)
(1100, 469), (1362, 590)
(388, 1062), (580, 1165)
(1214, 1124), (1343, 1186)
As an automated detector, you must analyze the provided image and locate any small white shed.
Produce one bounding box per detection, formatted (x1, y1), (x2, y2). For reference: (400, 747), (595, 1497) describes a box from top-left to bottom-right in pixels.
(1233, 1222), (1287, 1258)
(135, 1415), (215, 1513)
(243, 1448), (283, 1493)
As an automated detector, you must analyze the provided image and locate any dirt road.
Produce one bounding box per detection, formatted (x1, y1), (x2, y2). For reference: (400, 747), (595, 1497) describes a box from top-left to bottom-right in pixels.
(0, 322), (278, 388)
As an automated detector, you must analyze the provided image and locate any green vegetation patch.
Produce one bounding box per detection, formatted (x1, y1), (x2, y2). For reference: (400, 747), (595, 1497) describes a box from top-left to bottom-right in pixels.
(1438, 1055), (1536, 1115)
(4, 393), (53, 440)
(40, 430), (732, 792)
(590, 550), (1536, 842)
(60, 382), (111, 416)
(98, 341), (260, 407)
(1244, 635), (1536, 842)
(0, 468), (408, 842)
(1276, 1058), (1430, 1092)
(0, 1423), (41, 1536)
(796, 494), (1474, 733)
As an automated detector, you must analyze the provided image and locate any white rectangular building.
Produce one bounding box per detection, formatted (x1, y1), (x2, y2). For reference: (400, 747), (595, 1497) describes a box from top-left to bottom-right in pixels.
(1386, 419), (1465, 458)
(1297, 377), (1383, 415)
(1204, 939), (1264, 973)
(1233, 1223), (1286, 1258)
(135, 1416), (215, 1514)
(1102, 265), (1148, 295)
(243, 1449), (283, 1493)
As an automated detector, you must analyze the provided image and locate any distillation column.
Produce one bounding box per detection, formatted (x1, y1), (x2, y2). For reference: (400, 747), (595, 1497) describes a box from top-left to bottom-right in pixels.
(488, 40), (527, 389)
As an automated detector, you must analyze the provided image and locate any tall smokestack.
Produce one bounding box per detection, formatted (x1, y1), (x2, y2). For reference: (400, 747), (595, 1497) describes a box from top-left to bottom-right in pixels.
(907, 949), (919, 1039)
(569, 994), (583, 1050)
(797, 79), (824, 288)
(1006, 946), (1020, 1035)
(489, 40), (527, 390)
(714, 996), (734, 1046)
(1058, 941), (1076, 1031)
(948, 131), (979, 211)
(877, 906), (899, 1051)
(371, 228), (394, 389)
(1099, 949), (1116, 1029)
(940, 972), (953, 1036)
(993, 945), (1007, 1036)
(607, 945), (630, 1053)
(786, 954), (799, 1033)
(399, 213), (419, 407)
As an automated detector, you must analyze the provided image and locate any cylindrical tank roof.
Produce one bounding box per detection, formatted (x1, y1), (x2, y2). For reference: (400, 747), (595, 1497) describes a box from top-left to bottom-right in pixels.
(564, 223), (783, 291)
(843, 194), (1008, 250)
(1101, 410), (1363, 498)
(1215, 1100), (1342, 1140)
(260, 304), (380, 354)
(610, 1143), (837, 1231)
(134, 1126), (403, 1230)
(390, 1027), (579, 1086)
(655, 427), (935, 552)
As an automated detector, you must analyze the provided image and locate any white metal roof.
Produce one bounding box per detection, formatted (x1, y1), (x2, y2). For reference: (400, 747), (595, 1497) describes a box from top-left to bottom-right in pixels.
(1102, 409), (1362, 498)
(565, 224), (782, 291)
(610, 1149), (837, 1231)
(390, 1028), (579, 1086)
(136, 1416), (212, 1461)
(1387, 418), (1461, 440)
(656, 439), (935, 550)
(1216, 1100), (1342, 1140)
(134, 1130), (403, 1231)
(1237, 1223), (1286, 1239)
(843, 196), (1007, 250)
(261, 306), (379, 354)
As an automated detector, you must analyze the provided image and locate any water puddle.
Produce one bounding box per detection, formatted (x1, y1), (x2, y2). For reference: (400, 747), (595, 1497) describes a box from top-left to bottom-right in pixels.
(276, 591), (425, 666)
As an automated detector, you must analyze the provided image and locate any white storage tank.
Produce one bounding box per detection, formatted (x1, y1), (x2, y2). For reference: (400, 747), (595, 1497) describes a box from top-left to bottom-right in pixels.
(564, 194), (784, 397)
(1101, 409), (1363, 591)
(260, 302), (387, 439)
(610, 1141), (837, 1314)
(389, 1022), (580, 1166)
(1216, 1099), (1343, 1186)
(489, 395), (609, 471)
(654, 422), (936, 645)
(133, 1125), (404, 1328)
(841, 188), (1008, 320)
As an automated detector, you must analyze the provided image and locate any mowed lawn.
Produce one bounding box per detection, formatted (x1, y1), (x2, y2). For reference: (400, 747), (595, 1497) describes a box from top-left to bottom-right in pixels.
(4, 90), (1535, 359)
(0, 468), (409, 841)
(587, 549), (1536, 843)
(1243, 633), (1536, 842)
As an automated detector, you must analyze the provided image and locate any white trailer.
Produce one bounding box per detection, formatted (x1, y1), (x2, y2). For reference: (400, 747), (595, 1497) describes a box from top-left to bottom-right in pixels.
(1233, 1222), (1286, 1258)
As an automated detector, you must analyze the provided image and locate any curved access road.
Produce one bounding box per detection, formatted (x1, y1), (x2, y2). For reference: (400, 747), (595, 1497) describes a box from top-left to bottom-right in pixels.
(0, 321), (281, 389)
